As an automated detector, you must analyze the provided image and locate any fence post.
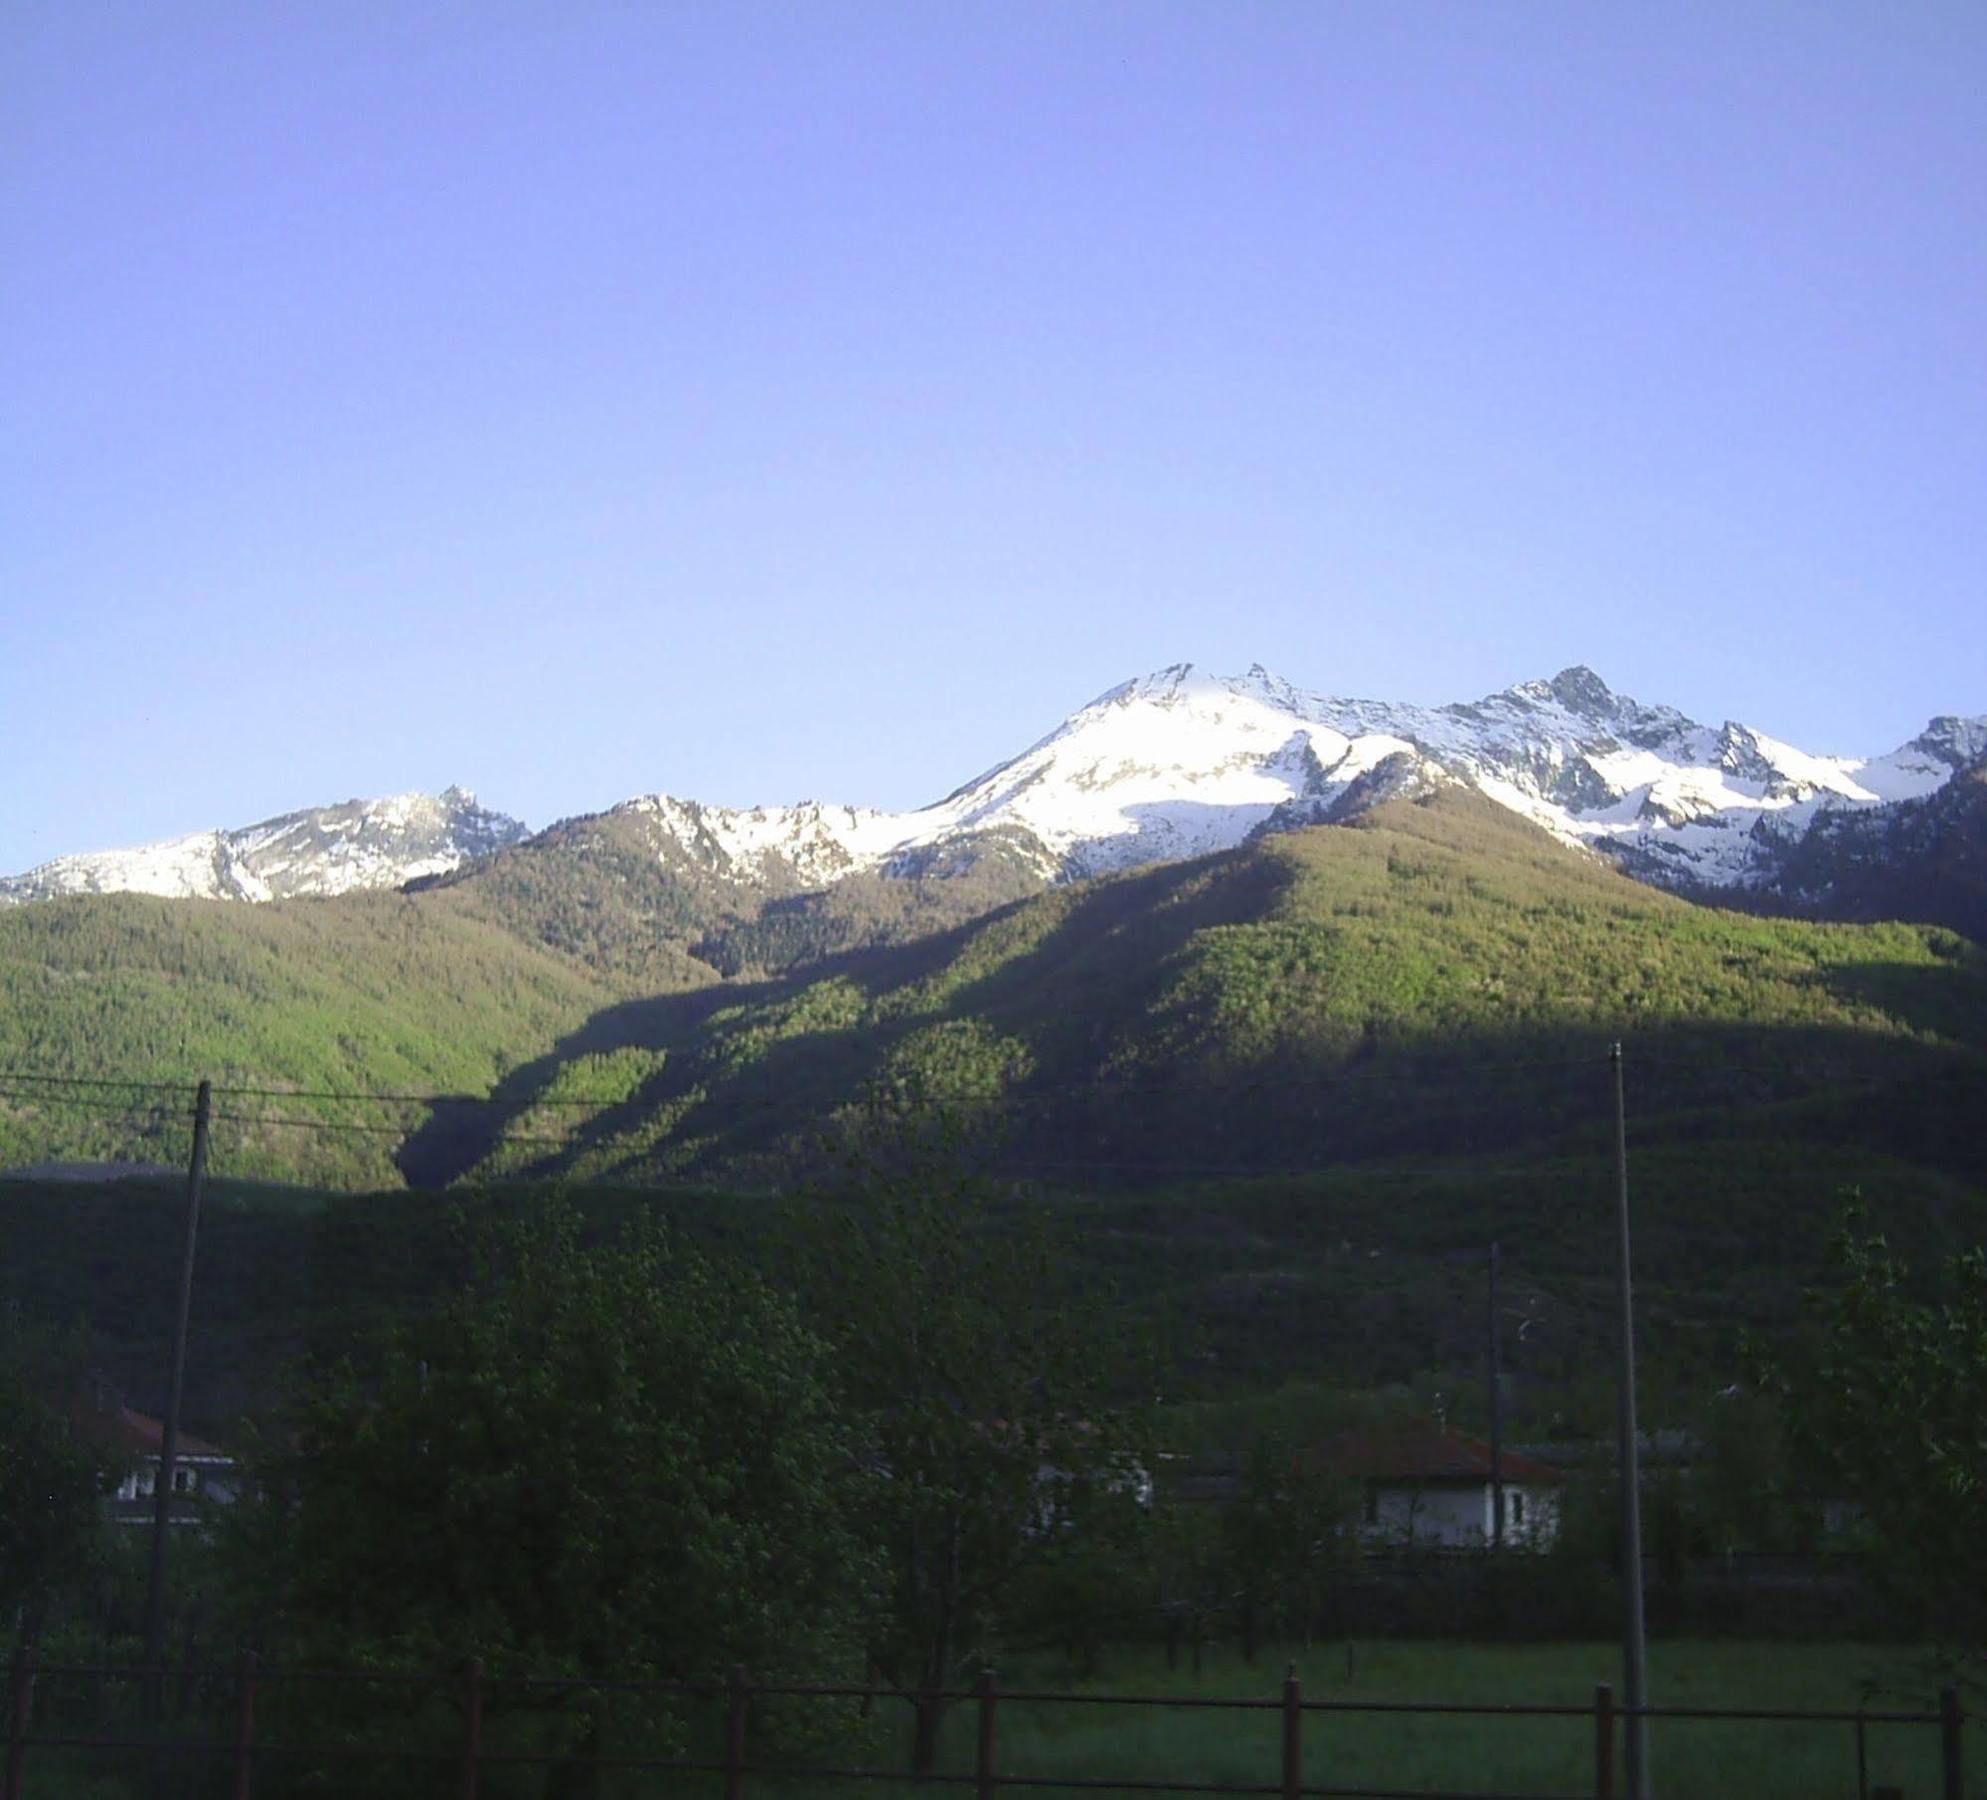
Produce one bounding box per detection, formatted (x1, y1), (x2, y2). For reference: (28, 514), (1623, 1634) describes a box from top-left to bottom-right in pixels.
(460, 1659), (483, 1800)
(1593, 1683), (1615, 1800)
(1940, 1687), (1963, 1800)
(724, 1664), (748, 1800)
(3, 1646), (32, 1800)
(1282, 1664), (1302, 1800)
(976, 1668), (998, 1800)
(232, 1650), (258, 1800)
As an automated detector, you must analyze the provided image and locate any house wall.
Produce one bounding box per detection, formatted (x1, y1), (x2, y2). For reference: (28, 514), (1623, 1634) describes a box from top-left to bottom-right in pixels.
(111, 1456), (238, 1510)
(1499, 1484), (1560, 1548)
(1362, 1481), (1561, 1547)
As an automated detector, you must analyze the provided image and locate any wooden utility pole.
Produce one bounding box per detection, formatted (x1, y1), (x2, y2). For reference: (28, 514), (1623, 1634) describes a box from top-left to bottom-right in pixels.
(142, 1078), (211, 1718)
(1610, 1045), (1651, 1799)
(1488, 1239), (1505, 1549)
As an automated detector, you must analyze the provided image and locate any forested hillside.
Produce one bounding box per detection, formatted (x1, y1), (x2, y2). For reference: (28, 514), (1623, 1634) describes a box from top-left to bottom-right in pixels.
(1757, 763), (1987, 943)
(5, 790), (1983, 1204)
(0, 891), (614, 1185)
(441, 791), (1987, 1190)
(415, 804), (1045, 983)
(4, 790), (1984, 1430)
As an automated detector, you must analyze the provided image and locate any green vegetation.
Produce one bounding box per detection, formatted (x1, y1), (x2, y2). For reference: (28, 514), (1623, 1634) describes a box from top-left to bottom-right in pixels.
(242, 1203), (874, 1700)
(6, 792), (1983, 1204)
(787, 1110), (1151, 1768)
(0, 1324), (113, 1639)
(13, 1638), (1969, 1797)
(418, 805), (1042, 986)
(0, 889), (615, 1184)
(1762, 1208), (1987, 1662)
(916, 1639), (1977, 1800)
(458, 797), (1986, 1231)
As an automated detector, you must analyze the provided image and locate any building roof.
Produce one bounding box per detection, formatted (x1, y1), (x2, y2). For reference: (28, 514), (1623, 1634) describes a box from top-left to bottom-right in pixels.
(1313, 1424), (1562, 1486)
(67, 1395), (228, 1462)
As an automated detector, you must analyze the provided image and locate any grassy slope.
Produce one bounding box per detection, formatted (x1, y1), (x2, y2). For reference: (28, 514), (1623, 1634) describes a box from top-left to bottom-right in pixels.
(0, 890), (615, 1185)
(458, 791), (1987, 1188)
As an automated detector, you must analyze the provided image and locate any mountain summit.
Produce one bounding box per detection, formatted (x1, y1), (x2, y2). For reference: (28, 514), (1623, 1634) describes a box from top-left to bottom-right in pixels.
(590, 663), (1985, 900)
(4, 667), (1981, 915)
(0, 787), (528, 906)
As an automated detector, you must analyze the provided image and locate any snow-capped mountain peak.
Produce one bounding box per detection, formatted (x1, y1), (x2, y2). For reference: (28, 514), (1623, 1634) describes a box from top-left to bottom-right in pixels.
(5, 666), (1980, 914)
(0, 788), (529, 906)
(602, 663), (1984, 900)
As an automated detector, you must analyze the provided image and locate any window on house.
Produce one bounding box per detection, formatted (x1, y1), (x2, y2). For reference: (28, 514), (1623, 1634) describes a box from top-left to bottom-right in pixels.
(1363, 1484), (1379, 1525)
(173, 1467), (193, 1493)
(1511, 1492), (1525, 1529)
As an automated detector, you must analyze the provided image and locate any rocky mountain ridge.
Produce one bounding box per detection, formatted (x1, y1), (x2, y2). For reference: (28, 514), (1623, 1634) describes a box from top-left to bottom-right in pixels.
(578, 662), (1987, 904)
(6, 667), (1982, 921)
(0, 786), (526, 906)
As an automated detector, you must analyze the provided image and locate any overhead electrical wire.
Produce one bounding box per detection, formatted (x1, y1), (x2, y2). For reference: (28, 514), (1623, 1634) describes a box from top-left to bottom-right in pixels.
(0, 1050), (1722, 1115)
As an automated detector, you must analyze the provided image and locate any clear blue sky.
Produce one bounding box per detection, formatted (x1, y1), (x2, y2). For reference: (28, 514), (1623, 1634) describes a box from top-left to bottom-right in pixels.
(4, 2), (1982, 869)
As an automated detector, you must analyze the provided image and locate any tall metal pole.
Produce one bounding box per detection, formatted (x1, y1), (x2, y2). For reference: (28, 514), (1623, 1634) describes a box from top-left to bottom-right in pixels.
(143, 1078), (211, 1716)
(1488, 1239), (1505, 1549)
(1610, 1044), (1651, 1799)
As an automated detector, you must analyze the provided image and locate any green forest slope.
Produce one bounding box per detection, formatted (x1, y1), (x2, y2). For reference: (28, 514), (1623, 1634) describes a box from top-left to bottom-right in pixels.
(0, 891), (615, 1185)
(5, 790), (1983, 1203)
(442, 791), (1987, 1189)
(5, 791), (1984, 1423)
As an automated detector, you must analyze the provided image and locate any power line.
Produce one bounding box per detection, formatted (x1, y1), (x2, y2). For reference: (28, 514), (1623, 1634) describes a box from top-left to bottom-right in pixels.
(0, 1070), (199, 1095)
(207, 1110), (578, 1148)
(0, 1052), (1629, 1114)
(73, 1046), (1987, 1111)
(212, 1084), (623, 1108)
(0, 1085), (186, 1120)
(5, 1052), (1980, 1173)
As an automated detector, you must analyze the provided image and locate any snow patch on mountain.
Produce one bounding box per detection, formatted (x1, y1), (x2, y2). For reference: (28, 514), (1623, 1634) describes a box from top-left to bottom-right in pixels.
(0, 787), (528, 906)
(7, 668), (1980, 910)
(608, 662), (1986, 899)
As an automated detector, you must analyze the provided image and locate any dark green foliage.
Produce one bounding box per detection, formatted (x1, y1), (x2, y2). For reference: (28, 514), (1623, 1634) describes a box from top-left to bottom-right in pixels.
(1218, 1441), (1353, 1658)
(1760, 1207), (1987, 1661)
(697, 861), (1045, 976)
(789, 1109), (1151, 1769)
(415, 808), (749, 988)
(0, 1323), (115, 1640)
(241, 1201), (875, 1687)
(421, 807), (1045, 985)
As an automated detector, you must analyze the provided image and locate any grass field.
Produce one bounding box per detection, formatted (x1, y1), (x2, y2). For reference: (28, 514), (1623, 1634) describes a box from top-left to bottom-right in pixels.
(938, 1639), (1979, 1799)
(12, 1639), (1979, 1798)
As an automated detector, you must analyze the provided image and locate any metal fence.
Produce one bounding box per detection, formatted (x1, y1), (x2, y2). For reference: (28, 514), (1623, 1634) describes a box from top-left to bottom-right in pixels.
(2, 1648), (1967, 1800)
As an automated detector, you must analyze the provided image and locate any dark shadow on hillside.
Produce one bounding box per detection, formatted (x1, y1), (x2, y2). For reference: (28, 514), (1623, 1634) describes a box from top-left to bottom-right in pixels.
(395, 811), (1302, 1186)
(399, 796), (1987, 1196)
(629, 829), (1301, 1177)
(1821, 951), (1987, 1043)
(393, 872), (1078, 1186)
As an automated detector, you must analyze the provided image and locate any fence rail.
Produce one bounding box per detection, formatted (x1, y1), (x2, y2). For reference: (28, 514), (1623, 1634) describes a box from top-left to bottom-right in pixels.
(1, 1647), (1966, 1800)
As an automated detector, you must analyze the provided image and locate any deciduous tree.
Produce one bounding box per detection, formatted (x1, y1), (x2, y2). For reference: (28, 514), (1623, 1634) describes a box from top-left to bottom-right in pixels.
(1760, 1207), (1987, 1662)
(241, 1200), (876, 1784)
(795, 1107), (1151, 1769)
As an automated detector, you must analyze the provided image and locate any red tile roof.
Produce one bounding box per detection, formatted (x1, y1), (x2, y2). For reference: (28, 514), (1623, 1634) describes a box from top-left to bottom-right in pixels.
(1313, 1423), (1562, 1486)
(67, 1398), (228, 1462)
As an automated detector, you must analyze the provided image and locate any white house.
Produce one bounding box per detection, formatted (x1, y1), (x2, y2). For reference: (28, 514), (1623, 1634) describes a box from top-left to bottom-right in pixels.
(1316, 1424), (1563, 1550)
(67, 1384), (240, 1525)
